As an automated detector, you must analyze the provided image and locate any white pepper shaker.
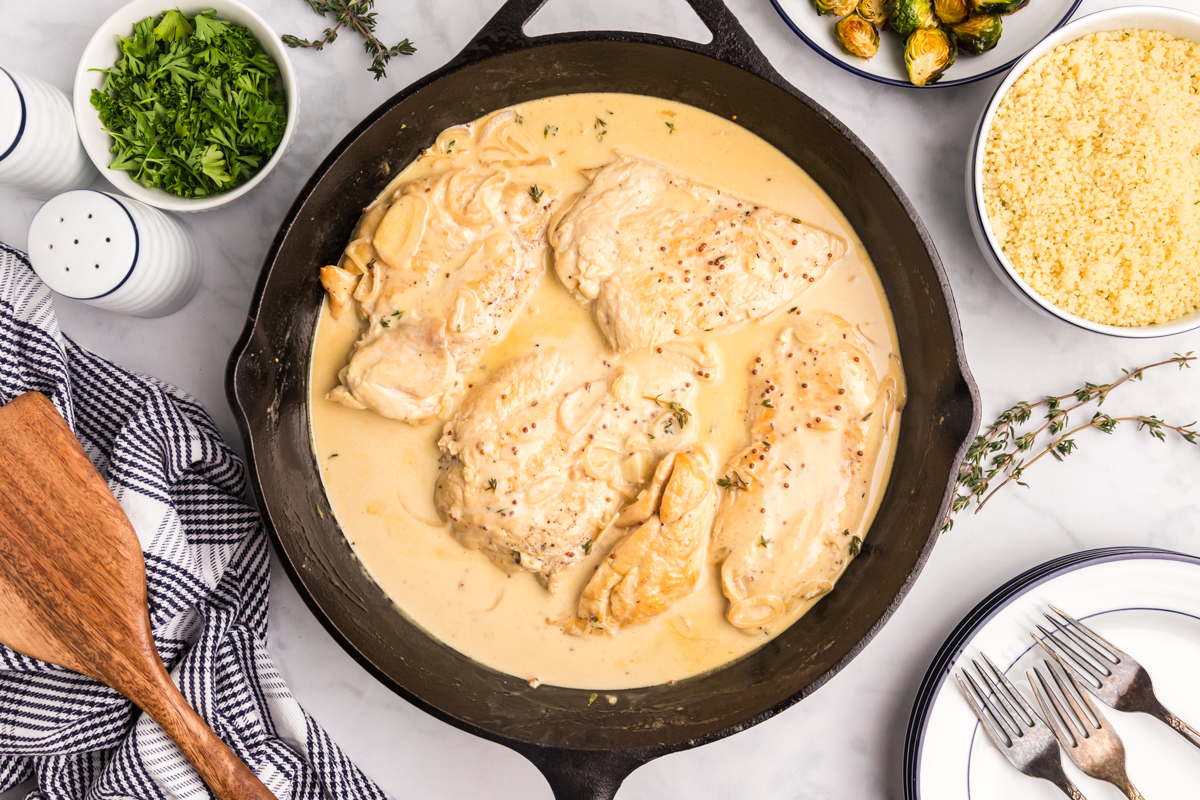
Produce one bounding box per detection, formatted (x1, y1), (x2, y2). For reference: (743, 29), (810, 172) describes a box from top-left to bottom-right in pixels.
(0, 67), (96, 199)
(27, 190), (200, 318)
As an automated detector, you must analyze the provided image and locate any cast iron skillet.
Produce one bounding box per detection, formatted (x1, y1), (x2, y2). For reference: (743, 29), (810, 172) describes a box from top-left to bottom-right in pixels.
(227, 1), (981, 797)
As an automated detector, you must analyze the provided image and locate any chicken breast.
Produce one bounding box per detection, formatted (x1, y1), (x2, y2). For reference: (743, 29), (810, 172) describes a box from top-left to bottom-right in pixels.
(435, 346), (716, 587)
(569, 448), (716, 634)
(320, 113), (557, 422)
(711, 312), (895, 629)
(550, 155), (846, 352)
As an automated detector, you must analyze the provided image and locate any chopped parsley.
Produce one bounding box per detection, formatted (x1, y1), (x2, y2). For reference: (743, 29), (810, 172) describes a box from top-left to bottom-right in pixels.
(761, 399), (774, 408)
(544, 124), (558, 138)
(529, 184), (545, 203)
(665, 121), (675, 133)
(848, 536), (862, 557)
(582, 539), (594, 556)
(91, 9), (288, 198)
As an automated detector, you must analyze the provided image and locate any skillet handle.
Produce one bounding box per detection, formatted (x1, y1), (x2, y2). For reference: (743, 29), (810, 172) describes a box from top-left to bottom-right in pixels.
(449, 0), (782, 82)
(683, 0), (785, 80)
(519, 746), (647, 800)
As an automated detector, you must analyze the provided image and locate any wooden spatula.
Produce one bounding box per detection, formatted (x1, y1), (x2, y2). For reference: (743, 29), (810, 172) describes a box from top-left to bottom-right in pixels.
(0, 392), (275, 800)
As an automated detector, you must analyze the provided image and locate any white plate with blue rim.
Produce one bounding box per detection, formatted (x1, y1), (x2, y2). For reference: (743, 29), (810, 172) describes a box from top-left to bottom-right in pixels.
(906, 548), (1200, 798)
(769, 0), (1082, 87)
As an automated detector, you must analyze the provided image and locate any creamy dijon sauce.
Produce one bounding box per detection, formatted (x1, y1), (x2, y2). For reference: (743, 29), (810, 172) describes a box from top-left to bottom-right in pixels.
(310, 93), (903, 690)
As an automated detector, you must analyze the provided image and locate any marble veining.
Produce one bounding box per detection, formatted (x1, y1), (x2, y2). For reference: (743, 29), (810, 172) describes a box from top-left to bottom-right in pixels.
(1, 0), (1198, 797)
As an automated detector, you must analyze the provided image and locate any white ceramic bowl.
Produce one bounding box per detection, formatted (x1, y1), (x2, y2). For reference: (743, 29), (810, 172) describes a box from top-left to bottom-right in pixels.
(73, 0), (298, 212)
(770, 0), (1082, 88)
(967, 5), (1200, 337)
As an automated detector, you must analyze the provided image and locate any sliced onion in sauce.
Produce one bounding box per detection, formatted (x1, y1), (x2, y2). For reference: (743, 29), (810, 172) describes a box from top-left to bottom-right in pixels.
(526, 473), (566, 505)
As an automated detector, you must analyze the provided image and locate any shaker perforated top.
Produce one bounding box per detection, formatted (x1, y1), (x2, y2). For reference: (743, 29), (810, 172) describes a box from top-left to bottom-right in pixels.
(0, 68), (23, 161)
(28, 191), (138, 300)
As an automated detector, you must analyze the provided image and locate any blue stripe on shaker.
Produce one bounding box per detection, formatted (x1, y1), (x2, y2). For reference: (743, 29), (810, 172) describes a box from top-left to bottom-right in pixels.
(0, 67), (27, 163)
(79, 191), (139, 301)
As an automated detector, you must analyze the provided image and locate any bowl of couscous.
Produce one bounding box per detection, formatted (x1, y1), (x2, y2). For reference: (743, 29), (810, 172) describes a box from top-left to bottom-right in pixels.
(968, 5), (1200, 337)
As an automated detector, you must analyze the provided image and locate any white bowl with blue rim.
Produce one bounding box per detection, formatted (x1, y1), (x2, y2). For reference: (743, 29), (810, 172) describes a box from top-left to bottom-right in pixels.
(966, 5), (1200, 337)
(770, 0), (1082, 88)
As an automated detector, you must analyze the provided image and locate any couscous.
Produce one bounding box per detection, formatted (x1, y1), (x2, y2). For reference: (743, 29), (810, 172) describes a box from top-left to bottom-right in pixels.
(983, 29), (1200, 327)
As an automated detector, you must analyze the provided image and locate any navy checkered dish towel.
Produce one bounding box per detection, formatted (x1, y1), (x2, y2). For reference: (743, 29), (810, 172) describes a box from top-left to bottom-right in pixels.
(0, 243), (388, 800)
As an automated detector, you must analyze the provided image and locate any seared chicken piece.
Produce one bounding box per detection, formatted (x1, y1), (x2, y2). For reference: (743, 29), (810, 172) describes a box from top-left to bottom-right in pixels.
(320, 111), (557, 422)
(570, 449), (716, 634)
(711, 313), (893, 629)
(550, 155), (846, 352)
(435, 347), (713, 586)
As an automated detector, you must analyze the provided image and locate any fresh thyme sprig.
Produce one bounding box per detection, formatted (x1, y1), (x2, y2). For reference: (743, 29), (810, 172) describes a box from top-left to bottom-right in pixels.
(282, 0), (415, 80)
(717, 472), (749, 490)
(944, 353), (1197, 532)
(645, 395), (691, 432)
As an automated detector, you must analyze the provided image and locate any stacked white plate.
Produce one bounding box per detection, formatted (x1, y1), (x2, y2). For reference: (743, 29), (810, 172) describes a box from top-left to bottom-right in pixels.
(906, 548), (1200, 798)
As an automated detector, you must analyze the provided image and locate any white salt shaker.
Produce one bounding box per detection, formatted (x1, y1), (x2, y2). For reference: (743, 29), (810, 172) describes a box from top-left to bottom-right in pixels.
(0, 67), (96, 199)
(28, 191), (200, 318)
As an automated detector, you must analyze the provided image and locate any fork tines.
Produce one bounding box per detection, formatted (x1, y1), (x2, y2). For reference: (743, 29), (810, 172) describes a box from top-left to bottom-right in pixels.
(1030, 658), (1103, 747)
(1035, 605), (1124, 685)
(958, 653), (1036, 748)
(955, 652), (1087, 798)
(1029, 657), (1142, 798)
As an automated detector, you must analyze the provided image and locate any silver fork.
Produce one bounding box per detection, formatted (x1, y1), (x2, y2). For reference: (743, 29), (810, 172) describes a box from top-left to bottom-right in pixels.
(1035, 604), (1200, 750)
(956, 653), (1087, 799)
(1030, 659), (1145, 800)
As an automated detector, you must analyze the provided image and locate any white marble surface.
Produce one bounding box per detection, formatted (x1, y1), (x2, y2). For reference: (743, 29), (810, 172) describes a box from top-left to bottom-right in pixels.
(3, 1), (1199, 798)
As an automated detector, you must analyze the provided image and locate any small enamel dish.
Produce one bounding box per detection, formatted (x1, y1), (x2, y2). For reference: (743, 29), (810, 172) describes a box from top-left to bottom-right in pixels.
(906, 548), (1200, 799)
(967, 5), (1200, 337)
(73, 0), (298, 212)
(770, 0), (1081, 88)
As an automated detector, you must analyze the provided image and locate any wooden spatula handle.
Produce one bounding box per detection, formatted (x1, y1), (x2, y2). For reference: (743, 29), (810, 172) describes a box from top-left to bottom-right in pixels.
(0, 393), (277, 800)
(121, 659), (277, 800)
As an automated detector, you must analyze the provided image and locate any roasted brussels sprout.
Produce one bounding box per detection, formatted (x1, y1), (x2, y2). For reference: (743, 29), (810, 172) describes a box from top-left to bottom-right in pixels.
(950, 14), (1002, 54)
(889, 0), (939, 37)
(971, 0), (1028, 14)
(836, 13), (880, 59)
(813, 0), (858, 16)
(905, 27), (957, 86)
(933, 0), (969, 24)
(858, 0), (890, 26)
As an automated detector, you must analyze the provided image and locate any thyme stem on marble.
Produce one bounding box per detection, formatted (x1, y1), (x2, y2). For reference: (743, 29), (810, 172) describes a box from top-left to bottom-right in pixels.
(943, 352), (1197, 532)
(281, 0), (415, 80)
